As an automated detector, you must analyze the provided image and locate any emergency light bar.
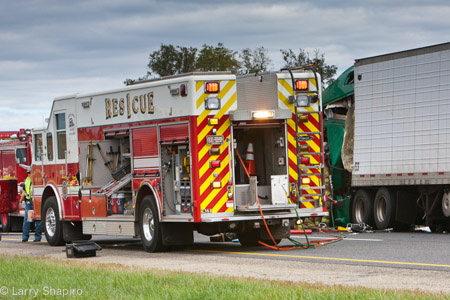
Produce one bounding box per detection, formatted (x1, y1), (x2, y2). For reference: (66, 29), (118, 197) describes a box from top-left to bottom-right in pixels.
(205, 82), (220, 93)
(0, 133), (13, 139)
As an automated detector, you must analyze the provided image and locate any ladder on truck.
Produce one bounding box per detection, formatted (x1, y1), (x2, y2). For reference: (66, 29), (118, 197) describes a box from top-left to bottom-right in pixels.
(284, 67), (326, 210)
(95, 173), (132, 198)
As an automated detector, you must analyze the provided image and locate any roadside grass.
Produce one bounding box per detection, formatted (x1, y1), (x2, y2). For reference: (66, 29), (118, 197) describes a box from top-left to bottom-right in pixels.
(0, 255), (448, 300)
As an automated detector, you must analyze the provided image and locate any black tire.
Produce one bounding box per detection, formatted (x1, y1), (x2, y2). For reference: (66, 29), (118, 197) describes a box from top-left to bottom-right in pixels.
(237, 229), (260, 247)
(351, 189), (375, 225)
(374, 188), (396, 230)
(1, 213), (11, 232)
(443, 192), (450, 217)
(139, 195), (165, 252)
(43, 196), (64, 246)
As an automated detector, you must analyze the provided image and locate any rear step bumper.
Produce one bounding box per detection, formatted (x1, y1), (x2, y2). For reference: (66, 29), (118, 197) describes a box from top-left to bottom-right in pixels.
(236, 204), (296, 212)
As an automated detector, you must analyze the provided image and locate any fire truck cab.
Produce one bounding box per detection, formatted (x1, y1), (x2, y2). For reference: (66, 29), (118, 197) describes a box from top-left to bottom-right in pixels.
(32, 70), (327, 251)
(0, 129), (32, 232)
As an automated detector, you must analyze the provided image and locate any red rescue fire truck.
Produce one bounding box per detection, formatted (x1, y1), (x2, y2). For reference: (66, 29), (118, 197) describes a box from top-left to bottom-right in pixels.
(30, 69), (326, 251)
(0, 129), (32, 232)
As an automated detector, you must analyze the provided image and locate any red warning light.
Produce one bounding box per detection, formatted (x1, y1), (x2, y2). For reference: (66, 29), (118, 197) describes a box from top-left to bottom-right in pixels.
(205, 82), (220, 93)
(295, 80), (308, 91)
(210, 160), (221, 168)
(300, 157), (310, 164)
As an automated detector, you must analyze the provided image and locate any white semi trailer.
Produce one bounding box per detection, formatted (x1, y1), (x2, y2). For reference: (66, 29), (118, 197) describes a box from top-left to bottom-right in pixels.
(325, 42), (450, 230)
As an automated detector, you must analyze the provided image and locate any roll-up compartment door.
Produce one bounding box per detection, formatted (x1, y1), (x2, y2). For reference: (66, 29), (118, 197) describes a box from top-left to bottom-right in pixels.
(132, 127), (159, 175)
(160, 123), (189, 144)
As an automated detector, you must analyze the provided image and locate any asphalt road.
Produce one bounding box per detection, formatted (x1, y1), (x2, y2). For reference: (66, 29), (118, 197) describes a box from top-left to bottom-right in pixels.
(1, 230), (450, 293)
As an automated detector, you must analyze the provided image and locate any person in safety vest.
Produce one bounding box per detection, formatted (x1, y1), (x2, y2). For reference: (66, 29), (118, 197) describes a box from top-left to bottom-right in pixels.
(20, 169), (42, 242)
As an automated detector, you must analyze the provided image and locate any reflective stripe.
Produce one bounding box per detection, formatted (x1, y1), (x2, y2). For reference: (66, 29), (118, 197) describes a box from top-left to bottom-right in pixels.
(25, 177), (32, 200)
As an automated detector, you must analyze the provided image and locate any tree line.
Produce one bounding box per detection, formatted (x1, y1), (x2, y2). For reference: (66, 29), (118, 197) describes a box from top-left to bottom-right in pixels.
(125, 43), (337, 86)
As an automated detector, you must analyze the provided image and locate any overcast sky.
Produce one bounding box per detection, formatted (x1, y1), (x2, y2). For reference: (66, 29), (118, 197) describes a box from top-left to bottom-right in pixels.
(1, 0), (449, 130)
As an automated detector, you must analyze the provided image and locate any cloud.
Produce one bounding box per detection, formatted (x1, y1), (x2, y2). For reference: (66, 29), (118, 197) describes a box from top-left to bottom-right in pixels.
(0, 0), (449, 130)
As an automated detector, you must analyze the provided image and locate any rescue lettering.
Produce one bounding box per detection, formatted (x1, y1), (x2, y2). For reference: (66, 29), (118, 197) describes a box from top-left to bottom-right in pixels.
(105, 99), (112, 119)
(119, 98), (125, 115)
(112, 98), (118, 117)
(105, 92), (154, 119)
(132, 96), (139, 114)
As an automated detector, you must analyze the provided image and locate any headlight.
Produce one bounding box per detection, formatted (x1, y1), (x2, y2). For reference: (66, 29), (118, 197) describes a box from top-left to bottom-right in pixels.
(295, 94), (310, 107)
(205, 97), (221, 110)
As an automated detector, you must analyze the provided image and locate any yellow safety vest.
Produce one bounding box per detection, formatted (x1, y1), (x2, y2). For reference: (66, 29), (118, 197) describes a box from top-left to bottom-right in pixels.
(25, 177), (32, 200)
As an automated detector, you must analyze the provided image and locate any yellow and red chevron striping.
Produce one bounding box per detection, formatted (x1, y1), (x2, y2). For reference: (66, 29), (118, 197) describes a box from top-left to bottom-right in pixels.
(196, 119), (232, 213)
(194, 78), (236, 215)
(279, 77), (323, 210)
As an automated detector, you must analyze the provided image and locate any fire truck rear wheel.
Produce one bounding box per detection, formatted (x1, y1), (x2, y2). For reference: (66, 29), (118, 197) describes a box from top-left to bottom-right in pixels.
(374, 188), (396, 230)
(139, 195), (165, 252)
(43, 196), (64, 246)
(351, 189), (375, 226)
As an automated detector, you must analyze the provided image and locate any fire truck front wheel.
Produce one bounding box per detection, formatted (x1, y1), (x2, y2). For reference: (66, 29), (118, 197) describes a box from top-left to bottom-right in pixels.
(139, 196), (165, 252)
(43, 196), (64, 246)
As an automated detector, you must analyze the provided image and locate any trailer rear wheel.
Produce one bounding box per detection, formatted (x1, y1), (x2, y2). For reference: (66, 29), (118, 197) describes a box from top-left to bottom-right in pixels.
(139, 195), (165, 252)
(351, 189), (374, 226)
(374, 188), (396, 230)
(43, 196), (64, 246)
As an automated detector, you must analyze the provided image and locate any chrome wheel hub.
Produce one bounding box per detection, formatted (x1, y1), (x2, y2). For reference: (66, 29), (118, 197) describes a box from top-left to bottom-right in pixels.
(142, 207), (155, 242)
(45, 207), (57, 237)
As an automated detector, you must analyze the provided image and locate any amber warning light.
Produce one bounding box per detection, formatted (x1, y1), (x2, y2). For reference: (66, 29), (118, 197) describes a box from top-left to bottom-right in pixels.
(205, 82), (220, 93)
(295, 80), (308, 91)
